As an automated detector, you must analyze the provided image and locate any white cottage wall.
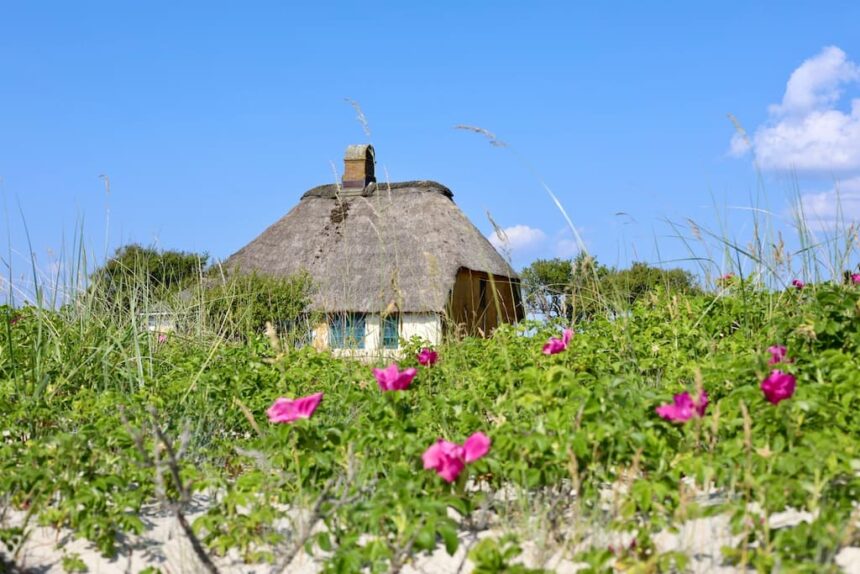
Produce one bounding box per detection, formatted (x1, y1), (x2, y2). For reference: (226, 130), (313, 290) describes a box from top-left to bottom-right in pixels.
(364, 315), (382, 352)
(317, 312), (441, 361)
(401, 313), (442, 346)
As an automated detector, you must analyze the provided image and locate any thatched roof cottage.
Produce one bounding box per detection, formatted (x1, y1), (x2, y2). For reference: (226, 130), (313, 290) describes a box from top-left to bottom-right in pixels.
(226, 145), (523, 355)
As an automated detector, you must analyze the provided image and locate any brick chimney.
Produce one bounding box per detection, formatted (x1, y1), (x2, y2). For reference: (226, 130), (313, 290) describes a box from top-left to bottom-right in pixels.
(342, 144), (375, 189)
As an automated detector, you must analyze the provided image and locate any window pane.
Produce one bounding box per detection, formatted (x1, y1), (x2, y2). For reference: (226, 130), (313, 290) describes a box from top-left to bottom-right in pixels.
(349, 314), (366, 349)
(382, 315), (399, 349)
(329, 315), (345, 348)
(330, 314), (366, 349)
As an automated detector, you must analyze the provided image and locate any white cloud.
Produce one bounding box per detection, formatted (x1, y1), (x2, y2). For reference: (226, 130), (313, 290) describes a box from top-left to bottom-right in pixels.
(733, 47), (860, 228)
(729, 132), (752, 157)
(551, 227), (586, 258)
(753, 102), (860, 171)
(488, 225), (587, 267)
(488, 224), (547, 253)
(734, 46), (860, 172)
(554, 238), (579, 258)
(797, 176), (860, 230)
(770, 46), (860, 117)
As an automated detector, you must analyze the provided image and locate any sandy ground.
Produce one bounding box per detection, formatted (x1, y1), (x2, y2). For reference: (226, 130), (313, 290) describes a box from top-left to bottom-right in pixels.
(2, 497), (858, 573)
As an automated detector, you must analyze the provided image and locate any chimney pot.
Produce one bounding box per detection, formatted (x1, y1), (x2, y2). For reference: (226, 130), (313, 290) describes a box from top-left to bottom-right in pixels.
(343, 144), (375, 189)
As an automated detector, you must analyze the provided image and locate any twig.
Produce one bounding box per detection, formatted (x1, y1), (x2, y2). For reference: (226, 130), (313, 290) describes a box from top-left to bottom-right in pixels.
(452, 491), (493, 574)
(173, 506), (219, 574)
(388, 532), (417, 574)
(456, 527), (481, 574)
(233, 398), (263, 437)
(148, 407), (190, 502)
(273, 477), (340, 574)
(120, 407), (220, 574)
(273, 475), (377, 574)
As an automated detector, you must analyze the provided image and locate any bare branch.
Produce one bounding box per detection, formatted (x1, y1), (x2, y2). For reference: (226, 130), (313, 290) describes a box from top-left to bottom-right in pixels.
(121, 406), (220, 574)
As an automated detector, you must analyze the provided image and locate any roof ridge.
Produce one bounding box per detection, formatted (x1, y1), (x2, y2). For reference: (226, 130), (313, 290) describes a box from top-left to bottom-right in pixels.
(301, 180), (453, 200)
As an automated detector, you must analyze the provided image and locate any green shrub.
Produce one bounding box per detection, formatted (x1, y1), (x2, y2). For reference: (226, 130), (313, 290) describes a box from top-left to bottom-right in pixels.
(203, 271), (315, 340)
(521, 255), (700, 321)
(89, 244), (208, 312)
(2, 278), (860, 570)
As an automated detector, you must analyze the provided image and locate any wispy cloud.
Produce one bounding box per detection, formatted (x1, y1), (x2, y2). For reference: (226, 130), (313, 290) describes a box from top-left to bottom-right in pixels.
(488, 224), (547, 253)
(488, 224), (584, 264)
(796, 176), (860, 230)
(732, 46), (860, 172)
(731, 46), (860, 226)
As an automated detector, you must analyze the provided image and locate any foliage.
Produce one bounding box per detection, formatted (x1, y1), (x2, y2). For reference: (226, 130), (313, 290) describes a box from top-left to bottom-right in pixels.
(520, 258), (572, 318)
(522, 254), (700, 321)
(89, 244), (208, 311)
(2, 276), (860, 571)
(61, 552), (87, 573)
(469, 535), (549, 573)
(203, 271), (315, 339)
(600, 260), (699, 306)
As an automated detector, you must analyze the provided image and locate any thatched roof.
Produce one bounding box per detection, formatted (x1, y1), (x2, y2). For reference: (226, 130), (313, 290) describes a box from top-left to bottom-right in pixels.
(225, 180), (518, 313)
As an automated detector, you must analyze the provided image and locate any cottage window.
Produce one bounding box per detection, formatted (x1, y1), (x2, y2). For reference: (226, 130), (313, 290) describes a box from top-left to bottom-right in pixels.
(382, 314), (399, 349)
(329, 313), (366, 349)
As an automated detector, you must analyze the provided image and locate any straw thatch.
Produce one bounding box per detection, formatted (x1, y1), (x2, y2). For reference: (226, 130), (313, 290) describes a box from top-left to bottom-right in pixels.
(225, 180), (518, 313)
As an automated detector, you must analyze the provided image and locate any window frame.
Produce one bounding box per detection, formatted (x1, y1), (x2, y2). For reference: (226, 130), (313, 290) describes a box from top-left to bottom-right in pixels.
(381, 313), (400, 349)
(329, 313), (366, 349)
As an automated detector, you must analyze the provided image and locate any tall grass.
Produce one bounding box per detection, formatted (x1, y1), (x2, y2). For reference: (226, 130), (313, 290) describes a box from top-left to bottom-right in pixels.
(2, 139), (860, 572)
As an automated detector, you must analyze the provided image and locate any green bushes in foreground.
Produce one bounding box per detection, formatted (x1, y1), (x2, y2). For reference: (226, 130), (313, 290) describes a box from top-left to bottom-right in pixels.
(1, 281), (860, 571)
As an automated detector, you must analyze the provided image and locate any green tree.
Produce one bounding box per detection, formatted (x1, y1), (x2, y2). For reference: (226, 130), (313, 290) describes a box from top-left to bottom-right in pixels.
(520, 258), (573, 318)
(90, 244), (208, 310)
(204, 272), (315, 340)
(524, 255), (701, 322)
(601, 261), (700, 307)
(568, 253), (609, 321)
(571, 257), (700, 320)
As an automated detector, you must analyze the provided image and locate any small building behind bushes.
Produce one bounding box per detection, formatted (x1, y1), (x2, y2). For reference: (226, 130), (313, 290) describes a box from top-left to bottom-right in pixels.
(225, 145), (523, 356)
(142, 302), (178, 333)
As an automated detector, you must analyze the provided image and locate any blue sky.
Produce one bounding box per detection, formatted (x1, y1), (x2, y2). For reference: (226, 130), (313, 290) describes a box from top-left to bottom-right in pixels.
(2, 1), (860, 300)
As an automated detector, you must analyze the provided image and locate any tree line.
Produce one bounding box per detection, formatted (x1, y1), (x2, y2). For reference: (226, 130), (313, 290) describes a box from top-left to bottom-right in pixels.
(520, 253), (700, 321)
(89, 244), (314, 339)
(90, 245), (700, 337)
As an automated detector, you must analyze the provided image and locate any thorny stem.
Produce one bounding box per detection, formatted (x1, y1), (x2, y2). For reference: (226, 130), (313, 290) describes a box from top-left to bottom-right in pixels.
(119, 407), (220, 574)
(388, 531), (417, 574)
(273, 470), (376, 574)
(739, 401), (753, 571)
(273, 476), (340, 574)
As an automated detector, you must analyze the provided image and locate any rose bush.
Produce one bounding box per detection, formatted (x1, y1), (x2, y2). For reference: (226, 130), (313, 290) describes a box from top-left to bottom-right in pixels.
(1, 279), (860, 571)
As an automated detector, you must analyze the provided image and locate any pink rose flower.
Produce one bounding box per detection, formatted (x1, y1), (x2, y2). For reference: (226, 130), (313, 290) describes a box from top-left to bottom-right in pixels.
(542, 328), (573, 355)
(421, 440), (465, 482)
(463, 431), (491, 462)
(372, 363), (418, 391)
(761, 370), (796, 405)
(267, 392), (323, 423)
(422, 431), (491, 482)
(655, 391), (708, 423)
(767, 345), (789, 365)
(417, 348), (438, 366)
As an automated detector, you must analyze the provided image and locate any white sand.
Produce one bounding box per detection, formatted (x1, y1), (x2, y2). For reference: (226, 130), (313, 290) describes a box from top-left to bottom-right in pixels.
(2, 496), (858, 573)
